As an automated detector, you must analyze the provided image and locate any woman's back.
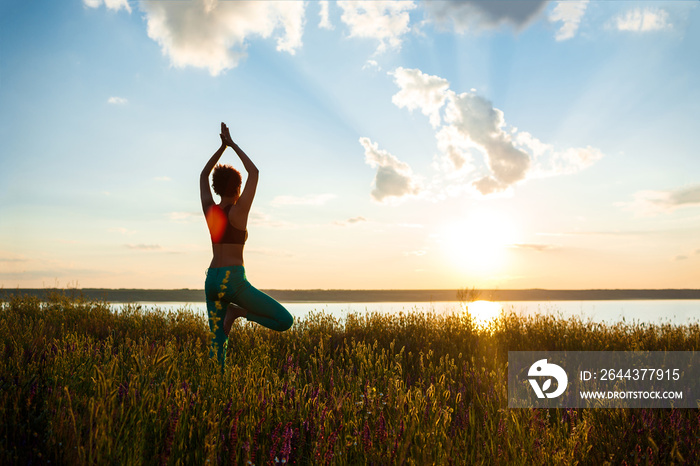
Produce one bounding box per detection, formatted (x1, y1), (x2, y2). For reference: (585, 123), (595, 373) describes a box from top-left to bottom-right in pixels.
(207, 203), (247, 268)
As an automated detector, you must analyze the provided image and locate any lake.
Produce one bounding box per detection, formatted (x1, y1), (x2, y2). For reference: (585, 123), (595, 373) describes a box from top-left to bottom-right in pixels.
(110, 299), (700, 326)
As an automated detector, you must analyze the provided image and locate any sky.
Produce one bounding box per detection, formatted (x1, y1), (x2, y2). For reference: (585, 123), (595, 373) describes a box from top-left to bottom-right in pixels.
(1, 0), (699, 291)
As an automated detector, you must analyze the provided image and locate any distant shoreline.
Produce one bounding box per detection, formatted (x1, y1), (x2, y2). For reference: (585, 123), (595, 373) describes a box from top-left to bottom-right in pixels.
(3, 288), (700, 303)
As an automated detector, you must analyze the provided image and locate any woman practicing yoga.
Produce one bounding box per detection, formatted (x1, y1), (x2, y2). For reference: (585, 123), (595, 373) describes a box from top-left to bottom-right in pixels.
(201, 123), (293, 370)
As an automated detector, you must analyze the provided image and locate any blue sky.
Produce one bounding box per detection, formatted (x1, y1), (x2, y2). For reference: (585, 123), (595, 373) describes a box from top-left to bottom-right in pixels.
(1, 0), (699, 290)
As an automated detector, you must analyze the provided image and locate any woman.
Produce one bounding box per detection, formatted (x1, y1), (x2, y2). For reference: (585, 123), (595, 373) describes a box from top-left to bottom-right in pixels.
(201, 123), (293, 370)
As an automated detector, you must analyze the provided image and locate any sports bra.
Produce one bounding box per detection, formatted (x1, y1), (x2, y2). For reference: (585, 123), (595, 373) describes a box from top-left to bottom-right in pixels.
(206, 204), (248, 245)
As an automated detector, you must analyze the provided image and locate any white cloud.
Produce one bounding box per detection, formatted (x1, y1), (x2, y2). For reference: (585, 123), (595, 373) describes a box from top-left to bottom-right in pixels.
(107, 96), (127, 105)
(621, 185), (700, 217)
(516, 131), (604, 177)
(319, 0), (333, 30)
(615, 8), (672, 32)
(554, 147), (604, 173)
(248, 211), (297, 229)
(360, 137), (421, 202)
(109, 227), (137, 235)
(168, 212), (200, 223)
(549, 0), (589, 41)
(337, 0), (416, 53)
(422, 0), (548, 33)
(434, 125), (474, 173)
(390, 68), (476, 176)
(0, 256), (29, 263)
(125, 244), (162, 250)
(442, 90), (531, 194)
(140, 0), (306, 76)
(333, 216), (367, 226)
(366, 67), (605, 198)
(84, 0), (131, 14)
(390, 67), (450, 128)
(509, 243), (559, 252)
(471, 175), (506, 196)
(363, 59), (381, 71)
(271, 193), (336, 206)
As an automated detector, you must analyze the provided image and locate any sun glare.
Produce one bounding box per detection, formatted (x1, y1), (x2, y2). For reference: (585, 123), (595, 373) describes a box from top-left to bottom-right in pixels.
(465, 300), (502, 327)
(441, 209), (516, 273)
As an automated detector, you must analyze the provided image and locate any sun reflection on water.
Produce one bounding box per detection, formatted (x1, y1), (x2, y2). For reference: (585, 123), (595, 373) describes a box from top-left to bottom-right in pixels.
(465, 300), (503, 327)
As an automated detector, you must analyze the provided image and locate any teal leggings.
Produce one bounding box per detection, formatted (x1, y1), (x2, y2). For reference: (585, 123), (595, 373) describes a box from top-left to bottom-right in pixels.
(205, 266), (293, 369)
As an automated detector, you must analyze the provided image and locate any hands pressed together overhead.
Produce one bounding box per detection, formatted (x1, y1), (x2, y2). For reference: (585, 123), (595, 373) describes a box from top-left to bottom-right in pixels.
(220, 122), (235, 147)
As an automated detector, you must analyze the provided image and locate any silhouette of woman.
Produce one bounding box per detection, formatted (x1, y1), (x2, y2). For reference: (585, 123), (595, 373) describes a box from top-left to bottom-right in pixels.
(201, 123), (293, 370)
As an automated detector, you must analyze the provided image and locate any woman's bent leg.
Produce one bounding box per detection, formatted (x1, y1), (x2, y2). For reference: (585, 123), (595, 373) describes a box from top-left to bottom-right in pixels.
(235, 282), (293, 332)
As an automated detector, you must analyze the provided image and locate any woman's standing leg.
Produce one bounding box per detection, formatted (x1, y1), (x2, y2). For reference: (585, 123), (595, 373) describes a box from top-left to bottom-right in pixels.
(205, 268), (231, 371)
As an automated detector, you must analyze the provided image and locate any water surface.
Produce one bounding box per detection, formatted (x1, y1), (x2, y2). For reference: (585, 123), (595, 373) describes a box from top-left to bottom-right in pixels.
(110, 299), (700, 326)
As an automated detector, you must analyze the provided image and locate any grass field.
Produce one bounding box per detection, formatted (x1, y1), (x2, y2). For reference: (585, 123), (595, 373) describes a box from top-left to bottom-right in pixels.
(1, 292), (699, 464)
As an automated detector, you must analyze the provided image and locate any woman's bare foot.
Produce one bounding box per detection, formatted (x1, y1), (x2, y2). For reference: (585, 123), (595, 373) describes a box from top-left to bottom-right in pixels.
(224, 303), (247, 336)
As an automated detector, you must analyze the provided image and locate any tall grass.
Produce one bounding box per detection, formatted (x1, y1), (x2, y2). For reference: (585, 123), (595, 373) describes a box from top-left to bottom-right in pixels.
(1, 291), (698, 464)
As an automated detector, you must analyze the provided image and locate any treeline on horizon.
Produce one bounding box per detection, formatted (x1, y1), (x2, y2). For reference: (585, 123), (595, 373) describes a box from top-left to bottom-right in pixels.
(2, 288), (700, 303)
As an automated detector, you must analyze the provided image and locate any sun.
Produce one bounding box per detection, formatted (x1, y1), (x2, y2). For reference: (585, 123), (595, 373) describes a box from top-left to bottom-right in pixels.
(440, 209), (517, 274)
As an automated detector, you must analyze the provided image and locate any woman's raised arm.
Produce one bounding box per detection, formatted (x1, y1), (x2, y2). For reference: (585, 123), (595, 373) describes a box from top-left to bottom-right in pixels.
(221, 123), (258, 215)
(200, 124), (229, 213)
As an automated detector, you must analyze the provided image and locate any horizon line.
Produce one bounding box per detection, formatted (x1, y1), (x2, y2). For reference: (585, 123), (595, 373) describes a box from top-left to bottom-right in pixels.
(3, 288), (700, 303)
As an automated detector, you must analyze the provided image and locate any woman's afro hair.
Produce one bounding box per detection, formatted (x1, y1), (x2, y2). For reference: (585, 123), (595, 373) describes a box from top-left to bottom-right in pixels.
(212, 164), (242, 197)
